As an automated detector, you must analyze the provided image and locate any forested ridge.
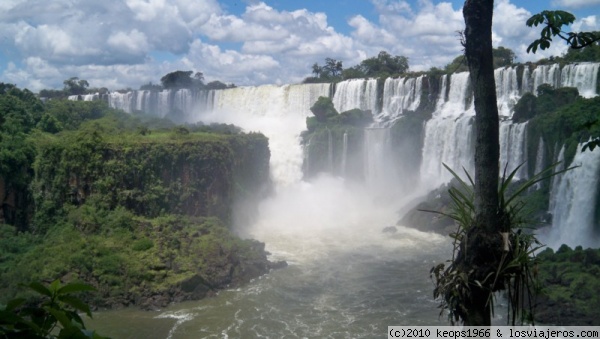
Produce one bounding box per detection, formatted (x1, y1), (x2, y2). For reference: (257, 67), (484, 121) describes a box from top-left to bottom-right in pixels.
(0, 84), (280, 312)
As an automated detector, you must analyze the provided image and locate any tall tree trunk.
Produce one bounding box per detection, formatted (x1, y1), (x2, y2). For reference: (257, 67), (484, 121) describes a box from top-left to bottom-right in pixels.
(462, 0), (500, 326)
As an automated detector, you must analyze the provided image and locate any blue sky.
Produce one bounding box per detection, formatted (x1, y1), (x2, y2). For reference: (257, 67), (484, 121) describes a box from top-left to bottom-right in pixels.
(0, 0), (599, 92)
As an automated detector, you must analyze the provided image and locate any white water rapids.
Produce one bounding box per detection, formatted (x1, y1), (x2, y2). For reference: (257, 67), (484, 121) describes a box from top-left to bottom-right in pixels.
(88, 62), (600, 337)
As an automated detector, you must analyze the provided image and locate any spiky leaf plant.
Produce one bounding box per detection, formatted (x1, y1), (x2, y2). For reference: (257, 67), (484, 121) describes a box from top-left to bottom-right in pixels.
(428, 162), (572, 325)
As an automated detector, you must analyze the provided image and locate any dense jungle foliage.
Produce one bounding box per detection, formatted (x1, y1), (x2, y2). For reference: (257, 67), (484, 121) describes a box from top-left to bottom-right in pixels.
(0, 84), (274, 312)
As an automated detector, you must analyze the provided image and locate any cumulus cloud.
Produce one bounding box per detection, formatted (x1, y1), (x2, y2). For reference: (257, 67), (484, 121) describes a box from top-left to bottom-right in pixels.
(0, 0), (588, 92)
(551, 0), (600, 9)
(365, 1), (465, 70)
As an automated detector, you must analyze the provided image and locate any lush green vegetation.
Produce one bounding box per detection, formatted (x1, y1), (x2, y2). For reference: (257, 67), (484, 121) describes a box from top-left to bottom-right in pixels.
(1, 215), (271, 310)
(301, 97), (372, 178)
(524, 92), (600, 171)
(1, 280), (108, 338)
(304, 51), (410, 83)
(0, 83), (274, 311)
(536, 245), (600, 325)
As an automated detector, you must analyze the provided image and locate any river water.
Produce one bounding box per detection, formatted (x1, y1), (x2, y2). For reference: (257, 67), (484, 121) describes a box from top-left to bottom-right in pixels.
(88, 176), (453, 338)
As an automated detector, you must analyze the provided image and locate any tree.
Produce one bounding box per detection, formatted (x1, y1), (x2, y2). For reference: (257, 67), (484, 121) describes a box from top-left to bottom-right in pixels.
(140, 82), (163, 91)
(526, 10), (600, 151)
(357, 51), (409, 77)
(323, 58), (343, 78)
(63, 77), (89, 96)
(526, 11), (600, 53)
(444, 47), (515, 73)
(460, 0), (501, 325)
(303, 58), (344, 83)
(431, 0), (503, 326)
(310, 96), (338, 122)
(492, 46), (516, 68)
(160, 70), (194, 89)
(311, 63), (322, 77)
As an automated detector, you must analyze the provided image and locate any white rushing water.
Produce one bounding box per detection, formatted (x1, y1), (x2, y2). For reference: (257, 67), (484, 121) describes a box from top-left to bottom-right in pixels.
(499, 121), (528, 180)
(544, 145), (600, 249)
(420, 72), (474, 188)
(200, 83), (331, 187)
(85, 62), (600, 337)
(332, 78), (378, 114)
(378, 76), (423, 124)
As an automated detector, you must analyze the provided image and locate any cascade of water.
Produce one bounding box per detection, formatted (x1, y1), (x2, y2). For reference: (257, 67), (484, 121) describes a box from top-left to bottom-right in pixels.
(531, 64), (561, 94)
(364, 127), (397, 196)
(68, 94), (99, 101)
(533, 138), (545, 189)
(198, 83), (331, 187)
(499, 121), (528, 179)
(420, 72), (474, 188)
(529, 63), (600, 97)
(434, 72), (473, 118)
(435, 75), (448, 112)
(495, 67), (520, 117)
(420, 116), (474, 188)
(548, 145), (566, 214)
(378, 76), (423, 124)
(521, 66), (531, 95)
(560, 63), (600, 98)
(304, 134), (313, 177)
(327, 128), (333, 172)
(341, 131), (348, 177)
(332, 79), (378, 114)
(108, 92), (134, 113)
(545, 145), (600, 249)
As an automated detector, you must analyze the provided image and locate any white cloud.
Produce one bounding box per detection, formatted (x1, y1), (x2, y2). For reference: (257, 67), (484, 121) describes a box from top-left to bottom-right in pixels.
(551, 0), (600, 9)
(348, 15), (398, 46)
(366, 1), (464, 70)
(107, 29), (150, 55)
(572, 15), (600, 31)
(0, 0), (586, 92)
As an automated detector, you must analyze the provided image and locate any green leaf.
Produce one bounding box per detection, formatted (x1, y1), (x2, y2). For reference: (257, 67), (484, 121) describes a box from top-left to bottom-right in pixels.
(28, 282), (52, 298)
(5, 298), (26, 311)
(58, 295), (93, 318)
(58, 283), (96, 296)
(47, 307), (71, 329)
(58, 326), (89, 339)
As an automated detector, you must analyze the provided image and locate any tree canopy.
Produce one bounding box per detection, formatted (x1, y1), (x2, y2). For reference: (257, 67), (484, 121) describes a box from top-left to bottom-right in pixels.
(160, 71), (202, 89)
(352, 51), (409, 78)
(63, 77), (89, 96)
(526, 10), (600, 53)
(304, 51), (410, 83)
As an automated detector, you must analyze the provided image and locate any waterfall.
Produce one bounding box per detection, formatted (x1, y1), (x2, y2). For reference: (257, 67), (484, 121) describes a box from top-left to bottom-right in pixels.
(364, 127), (397, 195)
(521, 66), (532, 95)
(529, 63), (600, 97)
(377, 76), (423, 124)
(560, 63), (600, 98)
(532, 64), (561, 93)
(548, 146), (566, 214)
(533, 138), (545, 189)
(199, 83), (331, 187)
(420, 116), (474, 188)
(108, 92), (134, 113)
(499, 121), (528, 179)
(341, 131), (348, 177)
(434, 72), (473, 118)
(495, 67), (520, 118)
(420, 72), (474, 188)
(545, 145), (600, 249)
(332, 79), (378, 114)
(327, 128), (333, 172)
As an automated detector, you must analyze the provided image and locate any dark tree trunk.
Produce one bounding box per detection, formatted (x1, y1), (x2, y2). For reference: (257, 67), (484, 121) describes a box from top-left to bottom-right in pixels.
(461, 0), (500, 326)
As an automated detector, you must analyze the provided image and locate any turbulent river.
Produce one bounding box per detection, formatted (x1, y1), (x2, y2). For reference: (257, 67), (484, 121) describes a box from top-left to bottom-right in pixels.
(91, 63), (600, 337)
(89, 176), (453, 338)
